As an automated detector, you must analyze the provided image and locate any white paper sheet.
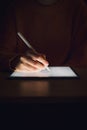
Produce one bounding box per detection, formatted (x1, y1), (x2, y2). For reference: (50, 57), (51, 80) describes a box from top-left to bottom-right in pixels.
(10, 67), (78, 78)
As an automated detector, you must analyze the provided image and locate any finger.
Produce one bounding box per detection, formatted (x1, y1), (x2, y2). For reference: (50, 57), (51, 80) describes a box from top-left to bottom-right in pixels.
(15, 63), (38, 72)
(37, 53), (46, 59)
(20, 56), (46, 70)
(26, 53), (49, 66)
(35, 55), (49, 66)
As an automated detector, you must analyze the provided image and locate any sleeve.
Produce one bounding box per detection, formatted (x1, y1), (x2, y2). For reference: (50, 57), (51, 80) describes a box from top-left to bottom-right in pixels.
(66, 0), (87, 67)
(0, 2), (18, 71)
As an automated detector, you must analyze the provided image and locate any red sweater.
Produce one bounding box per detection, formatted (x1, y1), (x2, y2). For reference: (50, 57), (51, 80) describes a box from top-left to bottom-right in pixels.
(0, 0), (87, 71)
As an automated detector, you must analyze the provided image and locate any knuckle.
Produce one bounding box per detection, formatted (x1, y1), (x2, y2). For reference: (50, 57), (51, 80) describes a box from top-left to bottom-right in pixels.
(20, 56), (24, 61)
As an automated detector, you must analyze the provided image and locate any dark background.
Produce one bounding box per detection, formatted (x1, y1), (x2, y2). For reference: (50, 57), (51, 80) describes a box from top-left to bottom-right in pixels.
(0, 0), (87, 17)
(0, 0), (87, 10)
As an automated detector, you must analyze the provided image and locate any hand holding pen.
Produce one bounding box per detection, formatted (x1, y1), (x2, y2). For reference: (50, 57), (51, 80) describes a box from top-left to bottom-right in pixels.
(10, 32), (50, 72)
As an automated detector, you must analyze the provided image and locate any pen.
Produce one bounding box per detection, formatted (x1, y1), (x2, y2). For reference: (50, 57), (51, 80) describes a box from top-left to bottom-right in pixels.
(17, 32), (50, 71)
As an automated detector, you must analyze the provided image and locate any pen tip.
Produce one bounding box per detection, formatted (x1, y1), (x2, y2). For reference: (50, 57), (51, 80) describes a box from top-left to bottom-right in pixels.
(46, 67), (50, 71)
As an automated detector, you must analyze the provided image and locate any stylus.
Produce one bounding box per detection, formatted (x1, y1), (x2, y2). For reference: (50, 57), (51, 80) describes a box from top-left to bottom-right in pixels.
(17, 32), (50, 71)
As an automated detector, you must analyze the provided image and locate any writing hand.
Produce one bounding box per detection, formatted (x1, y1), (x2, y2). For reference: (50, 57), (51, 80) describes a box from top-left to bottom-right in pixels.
(10, 50), (49, 72)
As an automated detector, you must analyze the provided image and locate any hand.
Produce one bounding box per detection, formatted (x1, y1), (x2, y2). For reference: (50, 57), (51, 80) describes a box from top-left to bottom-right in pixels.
(10, 50), (49, 72)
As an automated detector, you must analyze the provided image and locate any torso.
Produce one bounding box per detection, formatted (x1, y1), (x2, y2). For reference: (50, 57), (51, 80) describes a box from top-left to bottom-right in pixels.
(15, 0), (74, 65)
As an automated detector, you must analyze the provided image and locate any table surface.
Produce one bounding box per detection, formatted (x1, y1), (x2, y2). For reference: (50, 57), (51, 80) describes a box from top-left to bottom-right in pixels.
(0, 68), (87, 103)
